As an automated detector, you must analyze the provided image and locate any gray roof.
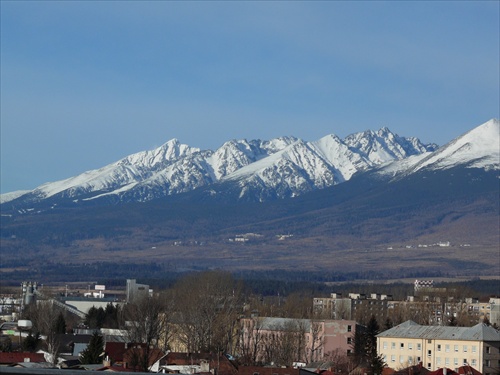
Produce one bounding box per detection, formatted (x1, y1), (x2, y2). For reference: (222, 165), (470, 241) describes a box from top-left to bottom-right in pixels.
(377, 320), (500, 342)
(257, 317), (312, 331)
(72, 342), (88, 356)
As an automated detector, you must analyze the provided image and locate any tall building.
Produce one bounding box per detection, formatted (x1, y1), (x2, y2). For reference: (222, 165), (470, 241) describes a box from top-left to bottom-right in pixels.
(313, 293), (390, 324)
(126, 279), (150, 303)
(377, 320), (500, 375)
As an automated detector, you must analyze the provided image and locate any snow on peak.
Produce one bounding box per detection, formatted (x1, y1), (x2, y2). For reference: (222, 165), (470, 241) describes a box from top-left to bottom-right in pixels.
(5, 120), (488, 207)
(409, 118), (499, 172)
(124, 138), (199, 167)
(0, 190), (32, 204)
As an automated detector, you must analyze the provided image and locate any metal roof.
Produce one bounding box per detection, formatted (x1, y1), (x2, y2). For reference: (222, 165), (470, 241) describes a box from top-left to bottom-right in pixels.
(258, 317), (312, 331)
(377, 320), (500, 342)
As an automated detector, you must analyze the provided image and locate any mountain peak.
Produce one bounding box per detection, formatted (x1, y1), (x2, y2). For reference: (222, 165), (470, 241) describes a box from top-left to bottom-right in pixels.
(1, 121), (491, 208)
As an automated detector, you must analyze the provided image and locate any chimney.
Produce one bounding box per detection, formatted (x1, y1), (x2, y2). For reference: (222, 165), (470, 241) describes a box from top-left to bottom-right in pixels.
(443, 368), (447, 375)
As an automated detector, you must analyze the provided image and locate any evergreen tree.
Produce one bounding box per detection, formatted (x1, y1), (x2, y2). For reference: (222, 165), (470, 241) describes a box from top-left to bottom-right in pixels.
(22, 333), (41, 352)
(365, 315), (384, 375)
(53, 312), (66, 334)
(351, 326), (366, 366)
(0, 337), (13, 352)
(80, 332), (104, 364)
(383, 317), (393, 331)
(365, 315), (379, 361)
(371, 354), (386, 375)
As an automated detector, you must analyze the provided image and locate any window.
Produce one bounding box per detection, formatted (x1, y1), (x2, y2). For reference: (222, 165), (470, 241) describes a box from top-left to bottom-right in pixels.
(391, 355), (396, 363)
(392, 342), (396, 349)
(401, 343), (405, 349)
(455, 345), (459, 352)
(409, 356), (413, 364)
(347, 349), (352, 355)
(437, 358), (441, 366)
(409, 343), (413, 350)
(454, 358), (459, 366)
(400, 356), (404, 363)
(417, 343), (422, 351)
(347, 325), (352, 332)
(427, 363), (431, 369)
(445, 358), (450, 366)
(428, 350), (432, 357)
(437, 344), (441, 352)
(471, 359), (477, 367)
(446, 345), (450, 353)
(472, 345), (477, 353)
(463, 359), (467, 365)
(347, 337), (352, 345)
(383, 342), (388, 350)
(485, 359), (490, 367)
(428, 339), (432, 344)
(486, 346), (491, 354)
(463, 345), (467, 352)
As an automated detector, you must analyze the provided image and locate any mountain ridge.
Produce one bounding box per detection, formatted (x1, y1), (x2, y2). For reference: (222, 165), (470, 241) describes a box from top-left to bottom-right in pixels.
(0, 119), (498, 280)
(1, 126), (438, 209)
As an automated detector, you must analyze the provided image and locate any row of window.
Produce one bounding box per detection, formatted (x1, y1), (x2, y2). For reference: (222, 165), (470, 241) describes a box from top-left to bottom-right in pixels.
(385, 355), (477, 368)
(383, 341), (478, 353)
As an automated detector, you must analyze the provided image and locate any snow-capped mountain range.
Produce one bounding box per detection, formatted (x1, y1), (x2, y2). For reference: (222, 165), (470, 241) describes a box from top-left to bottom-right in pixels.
(2, 119), (498, 208)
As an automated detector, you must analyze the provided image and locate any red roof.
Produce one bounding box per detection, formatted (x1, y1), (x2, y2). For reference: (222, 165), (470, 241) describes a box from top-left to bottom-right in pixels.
(105, 342), (129, 363)
(0, 352), (46, 364)
(456, 366), (482, 375)
(428, 368), (459, 375)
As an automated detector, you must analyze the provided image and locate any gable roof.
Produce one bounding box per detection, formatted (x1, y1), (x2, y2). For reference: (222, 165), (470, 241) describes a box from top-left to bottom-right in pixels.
(0, 352), (46, 364)
(377, 321), (500, 342)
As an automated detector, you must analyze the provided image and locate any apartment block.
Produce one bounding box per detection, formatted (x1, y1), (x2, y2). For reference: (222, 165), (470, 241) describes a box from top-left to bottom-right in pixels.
(377, 320), (500, 375)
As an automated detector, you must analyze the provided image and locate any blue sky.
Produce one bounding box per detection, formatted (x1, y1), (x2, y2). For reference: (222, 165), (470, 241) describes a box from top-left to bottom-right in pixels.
(1, 1), (499, 193)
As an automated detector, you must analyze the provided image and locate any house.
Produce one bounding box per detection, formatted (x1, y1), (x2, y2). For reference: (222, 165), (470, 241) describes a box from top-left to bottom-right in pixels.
(377, 320), (500, 374)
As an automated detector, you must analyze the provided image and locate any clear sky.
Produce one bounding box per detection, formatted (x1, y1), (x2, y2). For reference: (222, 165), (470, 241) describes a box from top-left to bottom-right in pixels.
(1, 1), (499, 193)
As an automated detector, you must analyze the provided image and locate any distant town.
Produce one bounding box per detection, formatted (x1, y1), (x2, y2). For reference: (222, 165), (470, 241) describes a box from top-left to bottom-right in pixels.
(0, 273), (498, 375)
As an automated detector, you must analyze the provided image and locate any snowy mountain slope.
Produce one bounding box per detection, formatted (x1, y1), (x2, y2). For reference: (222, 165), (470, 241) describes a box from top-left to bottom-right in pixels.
(374, 119), (499, 178)
(1, 126), (438, 208)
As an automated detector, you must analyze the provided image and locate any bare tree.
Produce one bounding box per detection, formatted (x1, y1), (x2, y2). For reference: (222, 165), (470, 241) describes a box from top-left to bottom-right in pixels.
(307, 320), (324, 363)
(123, 294), (169, 372)
(325, 348), (357, 374)
(172, 271), (242, 354)
(238, 317), (265, 365)
(258, 319), (308, 367)
(23, 301), (62, 365)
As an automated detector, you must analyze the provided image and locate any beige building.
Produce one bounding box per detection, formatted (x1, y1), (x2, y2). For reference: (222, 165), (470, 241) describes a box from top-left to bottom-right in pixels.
(377, 320), (500, 375)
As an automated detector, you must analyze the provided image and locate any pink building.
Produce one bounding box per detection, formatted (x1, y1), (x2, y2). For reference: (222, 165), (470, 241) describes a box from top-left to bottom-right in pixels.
(239, 317), (361, 365)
